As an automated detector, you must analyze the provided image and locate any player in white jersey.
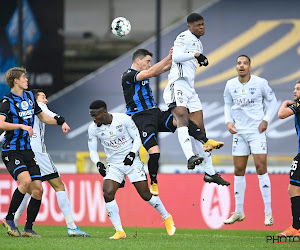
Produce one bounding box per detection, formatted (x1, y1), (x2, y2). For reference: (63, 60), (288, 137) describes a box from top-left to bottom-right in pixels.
(223, 55), (277, 226)
(88, 100), (175, 239)
(12, 89), (90, 237)
(163, 13), (228, 185)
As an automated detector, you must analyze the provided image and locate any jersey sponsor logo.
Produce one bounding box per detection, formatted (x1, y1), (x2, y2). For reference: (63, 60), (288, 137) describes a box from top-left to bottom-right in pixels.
(15, 159), (20, 165)
(18, 109), (34, 119)
(21, 101), (29, 110)
(103, 136), (127, 148)
(234, 98), (255, 107)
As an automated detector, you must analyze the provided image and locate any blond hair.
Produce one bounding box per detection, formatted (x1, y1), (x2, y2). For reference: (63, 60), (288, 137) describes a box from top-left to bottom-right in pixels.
(5, 67), (26, 88)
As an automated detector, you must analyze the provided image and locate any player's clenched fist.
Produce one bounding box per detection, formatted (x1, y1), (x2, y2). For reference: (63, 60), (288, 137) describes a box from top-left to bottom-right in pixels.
(123, 152), (135, 166)
(97, 162), (106, 177)
(196, 54), (209, 67)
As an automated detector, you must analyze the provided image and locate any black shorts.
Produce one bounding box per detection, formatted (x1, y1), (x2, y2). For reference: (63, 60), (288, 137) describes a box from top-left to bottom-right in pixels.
(2, 149), (41, 181)
(132, 108), (176, 150)
(290, 153), (300, 187)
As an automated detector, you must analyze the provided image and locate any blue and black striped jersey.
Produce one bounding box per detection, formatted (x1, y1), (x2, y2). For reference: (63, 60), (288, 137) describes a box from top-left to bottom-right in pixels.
(0, 91), (42, 151)
(122, 67), (157, 115)
(289, 99), (300, 153)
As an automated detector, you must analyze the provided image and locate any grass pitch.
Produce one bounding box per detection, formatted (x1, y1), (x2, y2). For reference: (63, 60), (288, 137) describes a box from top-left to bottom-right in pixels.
(0, 225), (297, 249)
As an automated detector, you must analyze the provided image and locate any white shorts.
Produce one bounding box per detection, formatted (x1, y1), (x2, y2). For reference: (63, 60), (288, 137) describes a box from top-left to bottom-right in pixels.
(34, 151), (59, 178)
(104, 158), (147, 184)
(232, 132), (267, 156)
(163, 78), (202, 113)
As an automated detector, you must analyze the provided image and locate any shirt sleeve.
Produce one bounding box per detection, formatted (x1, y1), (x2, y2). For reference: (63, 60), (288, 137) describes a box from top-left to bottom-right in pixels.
(223, 83), (234, 124)
(38, 103), (57, 118)
(123, 70), (139, 84)
(289, 100), (300, 114)
(125, 116), (142, 154)
(172, 34), (195, 63)
(0, 98), (10, 120)
(33, 97), (42, 115)
(88, 125), (100, 165)
(261, 80), (277, 122)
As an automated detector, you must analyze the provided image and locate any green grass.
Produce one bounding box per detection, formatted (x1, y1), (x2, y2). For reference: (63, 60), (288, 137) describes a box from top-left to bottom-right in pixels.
(0, 226), (297, 249)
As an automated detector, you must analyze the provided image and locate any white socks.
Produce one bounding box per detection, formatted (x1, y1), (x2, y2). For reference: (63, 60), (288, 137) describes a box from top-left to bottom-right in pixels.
(258, 173), (272, 213)
(191, 138), (216, 175)
(177, 127), (194, 160)
(14, 191), (77, 230)
(234, 175), (246, 214)
(14, 193), (30, 226)
(105, 200), (124, 232)
(147, 195), (169, 220)
(56, 191), (76, 229)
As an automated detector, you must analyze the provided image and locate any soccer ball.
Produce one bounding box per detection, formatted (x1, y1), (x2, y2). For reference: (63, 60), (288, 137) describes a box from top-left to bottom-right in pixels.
(111, 17), (131, 38)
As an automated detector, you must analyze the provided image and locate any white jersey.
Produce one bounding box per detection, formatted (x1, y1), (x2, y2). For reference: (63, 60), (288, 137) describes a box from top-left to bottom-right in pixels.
(88, 113), (141, 164)
(30, 102), (57, 153)
(167, 29), (203, 88)
(223, 75), (277, 134)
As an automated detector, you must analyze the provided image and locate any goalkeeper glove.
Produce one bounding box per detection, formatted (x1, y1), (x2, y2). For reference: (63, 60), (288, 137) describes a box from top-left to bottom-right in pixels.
(97, 162), (106, 177)
(196, 54), (209, 67)
(123, 152), (135, 166)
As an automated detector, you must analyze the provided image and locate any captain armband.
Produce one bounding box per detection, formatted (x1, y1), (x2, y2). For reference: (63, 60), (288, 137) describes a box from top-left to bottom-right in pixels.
(54, 115), (65, 125)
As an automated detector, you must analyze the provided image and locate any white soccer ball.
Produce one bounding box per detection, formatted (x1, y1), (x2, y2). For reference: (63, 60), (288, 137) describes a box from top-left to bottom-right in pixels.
(111, 17), (131, 38)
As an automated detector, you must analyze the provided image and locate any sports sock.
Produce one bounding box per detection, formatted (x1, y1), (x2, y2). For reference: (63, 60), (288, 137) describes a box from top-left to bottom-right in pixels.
(147, 153), (160, 184)
(291, 196), (300, 229)
(191, 138), (216, 175)
(177, 126), (194, 160)
(14, 193), (30, 225)
(147, 195), (169, 220)
(188, 120), (208, 143)
(105, 200), (123, 232)
(234, 175), (246, 214)
(6, 187), (25, 221)
(258, 173), (272, 213)
(56, 191), (76, 229)
(25, 197), (41, 230)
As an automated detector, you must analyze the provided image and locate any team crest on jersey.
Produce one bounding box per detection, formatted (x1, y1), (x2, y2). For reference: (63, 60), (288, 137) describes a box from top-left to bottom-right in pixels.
(143, 131), (147, 137)
(249, 88), (256, 95)
(21, 101), (29, 110)
(29, 99), (33, 107)
(116, 125), (123, 132)
(15, 159), (20, 165)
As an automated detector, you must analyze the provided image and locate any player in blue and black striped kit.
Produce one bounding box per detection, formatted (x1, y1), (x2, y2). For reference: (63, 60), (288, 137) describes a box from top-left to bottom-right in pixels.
(122, 49), (227, 195)
(0, 67), (70, 237)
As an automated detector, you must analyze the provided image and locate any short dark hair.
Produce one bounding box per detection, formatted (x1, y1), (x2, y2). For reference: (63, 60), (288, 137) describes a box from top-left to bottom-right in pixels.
(187, 13), (203, 24)
(132, 49), (153, 62)
(89, 100), (107, 110)
(237, 55), (251, 65)
(31, 89), (44, 99)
